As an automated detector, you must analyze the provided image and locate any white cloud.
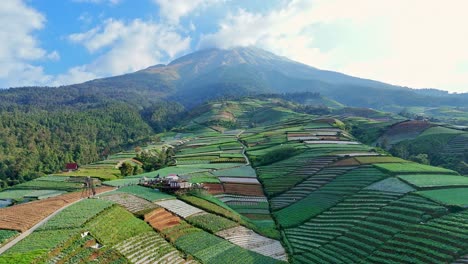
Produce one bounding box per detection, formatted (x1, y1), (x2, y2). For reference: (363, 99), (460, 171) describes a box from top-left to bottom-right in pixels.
(58, 18), (191, 85)
(0, 0), (57, 87)
(154, 0), (219, 24)
(198, 0), (468, 92)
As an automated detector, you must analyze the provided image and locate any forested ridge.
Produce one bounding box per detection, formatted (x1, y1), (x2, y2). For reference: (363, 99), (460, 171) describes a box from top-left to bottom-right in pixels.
(0, 86), (185, 189)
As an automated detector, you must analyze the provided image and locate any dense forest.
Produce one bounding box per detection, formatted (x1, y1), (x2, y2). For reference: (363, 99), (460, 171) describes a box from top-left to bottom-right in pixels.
(0, 86), (185, 189)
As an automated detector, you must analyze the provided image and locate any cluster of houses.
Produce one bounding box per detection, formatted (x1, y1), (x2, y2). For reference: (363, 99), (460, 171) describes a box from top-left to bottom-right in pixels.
(139, 174), (195, 192)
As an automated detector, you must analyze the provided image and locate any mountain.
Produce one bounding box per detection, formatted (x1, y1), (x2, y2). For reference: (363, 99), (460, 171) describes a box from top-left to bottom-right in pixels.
(74, 47), (467, 109)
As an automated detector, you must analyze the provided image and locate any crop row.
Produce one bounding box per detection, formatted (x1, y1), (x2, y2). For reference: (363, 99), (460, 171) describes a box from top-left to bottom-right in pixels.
(186, 213), (238, 233)
(85, 206), (153, 246)
(175, 230), (282, 264)
(39, 199), (113, 230)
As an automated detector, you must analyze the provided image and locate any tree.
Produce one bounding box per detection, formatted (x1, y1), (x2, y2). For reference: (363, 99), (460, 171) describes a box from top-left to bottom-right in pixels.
(118, 162), (134, 176)
(409, 153), (430, 165)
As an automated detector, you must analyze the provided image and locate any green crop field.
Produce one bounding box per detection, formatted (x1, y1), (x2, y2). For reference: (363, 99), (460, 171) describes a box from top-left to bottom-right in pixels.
(38, 199), (113, 230)
(354, 156), (408, 164)
(175, 230), (281, 264)
(374, 163), (458, 175)
(0, 230), (18, 246)
(108, 185), (174, 201)
(187, 213), (238, 233)
(398, 174), (468, 188)
(417, 188), (468, 207)
(85, 206), (153, 246)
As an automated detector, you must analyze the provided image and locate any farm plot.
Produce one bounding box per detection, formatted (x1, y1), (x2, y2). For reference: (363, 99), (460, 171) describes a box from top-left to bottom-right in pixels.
(291, 194), (447, 263)
(0, 228), (81, 264)
(85, 206), (153, 246)
(274, 166), (388, 228)
(114, 231), (187, 264)
(144, 208), (181, 231)
(398, 174), (468, 189)
(0, 186), (113, 232)
(212, 165), (257, 178)
(23, 190), (65, 200)
(110, 185), (174, 202)
(9, 177), (83, 192)
(354, 156), (408, 164)
(160, 221), (202, 242)
(44, 234), (128, 264)
(0, 230), (18, 246)
(223, 183), (265, 196)
(155, 199), (205, 218)
(187, 213), (238, 233)
(365, 178), (415, 194)
(417, 188), (468, 207)
(38, 198), (113, 230)
(260, 156), (338, 196)
(175, 230), (282, 264)
(100, 193), (157, 213)
(270, 166), (356, 210)
(374, 163), (458, 175)
(216, 226), (287, 261)
(103, 177), (142, 187)
(284, 190), (404, 253)
(364, 210), (468, 264)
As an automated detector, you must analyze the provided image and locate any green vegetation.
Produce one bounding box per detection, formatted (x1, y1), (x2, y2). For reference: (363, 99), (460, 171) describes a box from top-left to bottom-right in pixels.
(0, 230), (18, 245)
(175, 231), (281, 264)
(187, 213), (238, 233)
(398, 174), (468, 188)
(0, 229), (81, 264)
(374, 163), (458, 175)
(39, 199), (114, 230)
(109, 185), (174, 201)
(417, 188), (468, 206)
(85, 206), (153, 246)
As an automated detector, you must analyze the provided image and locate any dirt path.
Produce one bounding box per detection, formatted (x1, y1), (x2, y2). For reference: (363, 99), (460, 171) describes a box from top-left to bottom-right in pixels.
(236, 130), (250, 165)
(0, 188), (115, 255)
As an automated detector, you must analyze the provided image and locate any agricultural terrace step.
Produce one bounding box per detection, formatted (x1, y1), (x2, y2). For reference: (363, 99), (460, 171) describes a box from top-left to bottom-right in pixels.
(0, 186), (114, 232)
(216, 226), (287, 261)
(155, 199), (206, 218)
(100, 193), (157, 213)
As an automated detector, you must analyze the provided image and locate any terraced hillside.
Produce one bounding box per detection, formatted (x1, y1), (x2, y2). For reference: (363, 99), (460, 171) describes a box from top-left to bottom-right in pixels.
(1, 98), (467, 264)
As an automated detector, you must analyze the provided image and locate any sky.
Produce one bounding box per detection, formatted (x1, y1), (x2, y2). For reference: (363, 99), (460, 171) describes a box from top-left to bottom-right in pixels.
(1, 0), (468, 93)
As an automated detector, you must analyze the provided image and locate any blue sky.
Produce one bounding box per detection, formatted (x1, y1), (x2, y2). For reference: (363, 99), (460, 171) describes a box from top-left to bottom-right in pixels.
(1, 0), (468, 93)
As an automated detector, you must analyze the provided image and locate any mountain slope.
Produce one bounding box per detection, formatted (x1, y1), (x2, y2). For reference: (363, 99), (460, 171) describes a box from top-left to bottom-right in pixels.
(75, 47), (467, 109)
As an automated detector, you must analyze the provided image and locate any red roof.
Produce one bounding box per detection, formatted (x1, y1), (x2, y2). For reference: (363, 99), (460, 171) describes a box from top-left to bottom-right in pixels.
(66, 163), (78, 170)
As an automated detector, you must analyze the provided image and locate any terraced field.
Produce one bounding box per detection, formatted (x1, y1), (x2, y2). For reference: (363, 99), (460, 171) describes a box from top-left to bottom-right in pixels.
(155, 199), (206, 218)
(100, 193), (158, 213)
(144, 208), (181, 231)
(114, 232), (189, 264)
(217, 226), (287, 261)
(0, 186), (113, 232)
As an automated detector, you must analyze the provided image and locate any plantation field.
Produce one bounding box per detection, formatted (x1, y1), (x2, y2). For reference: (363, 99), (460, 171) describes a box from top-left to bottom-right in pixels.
(38, 199), (113, 230)
(0, 230), (18, 246)
(175, 230), (282, 264)
(0, 228), (81, 264)
(0, 187), (113, 232)
(354, 156), (408, 164)
(54, 167), (121, 180)
(398, 174), (468, 188)
(417, 188), (468, 207)
(8, 177), (83, 192)
(374, 163), (458, 175)
(187, 213), (238, 233)
(108, 185), (174, 202)
(85, 206), (153, 246)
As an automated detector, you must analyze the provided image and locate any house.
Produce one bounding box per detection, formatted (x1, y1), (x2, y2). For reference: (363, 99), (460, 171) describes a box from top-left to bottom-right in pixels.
(65, 163), (79, 172)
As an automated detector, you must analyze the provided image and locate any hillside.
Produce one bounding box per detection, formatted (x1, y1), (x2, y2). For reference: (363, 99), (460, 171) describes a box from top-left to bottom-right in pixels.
(0, 98), (467, 263)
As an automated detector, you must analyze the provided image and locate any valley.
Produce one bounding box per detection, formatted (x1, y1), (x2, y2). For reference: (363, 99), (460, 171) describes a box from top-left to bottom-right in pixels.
(0, 97), (467, 263)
